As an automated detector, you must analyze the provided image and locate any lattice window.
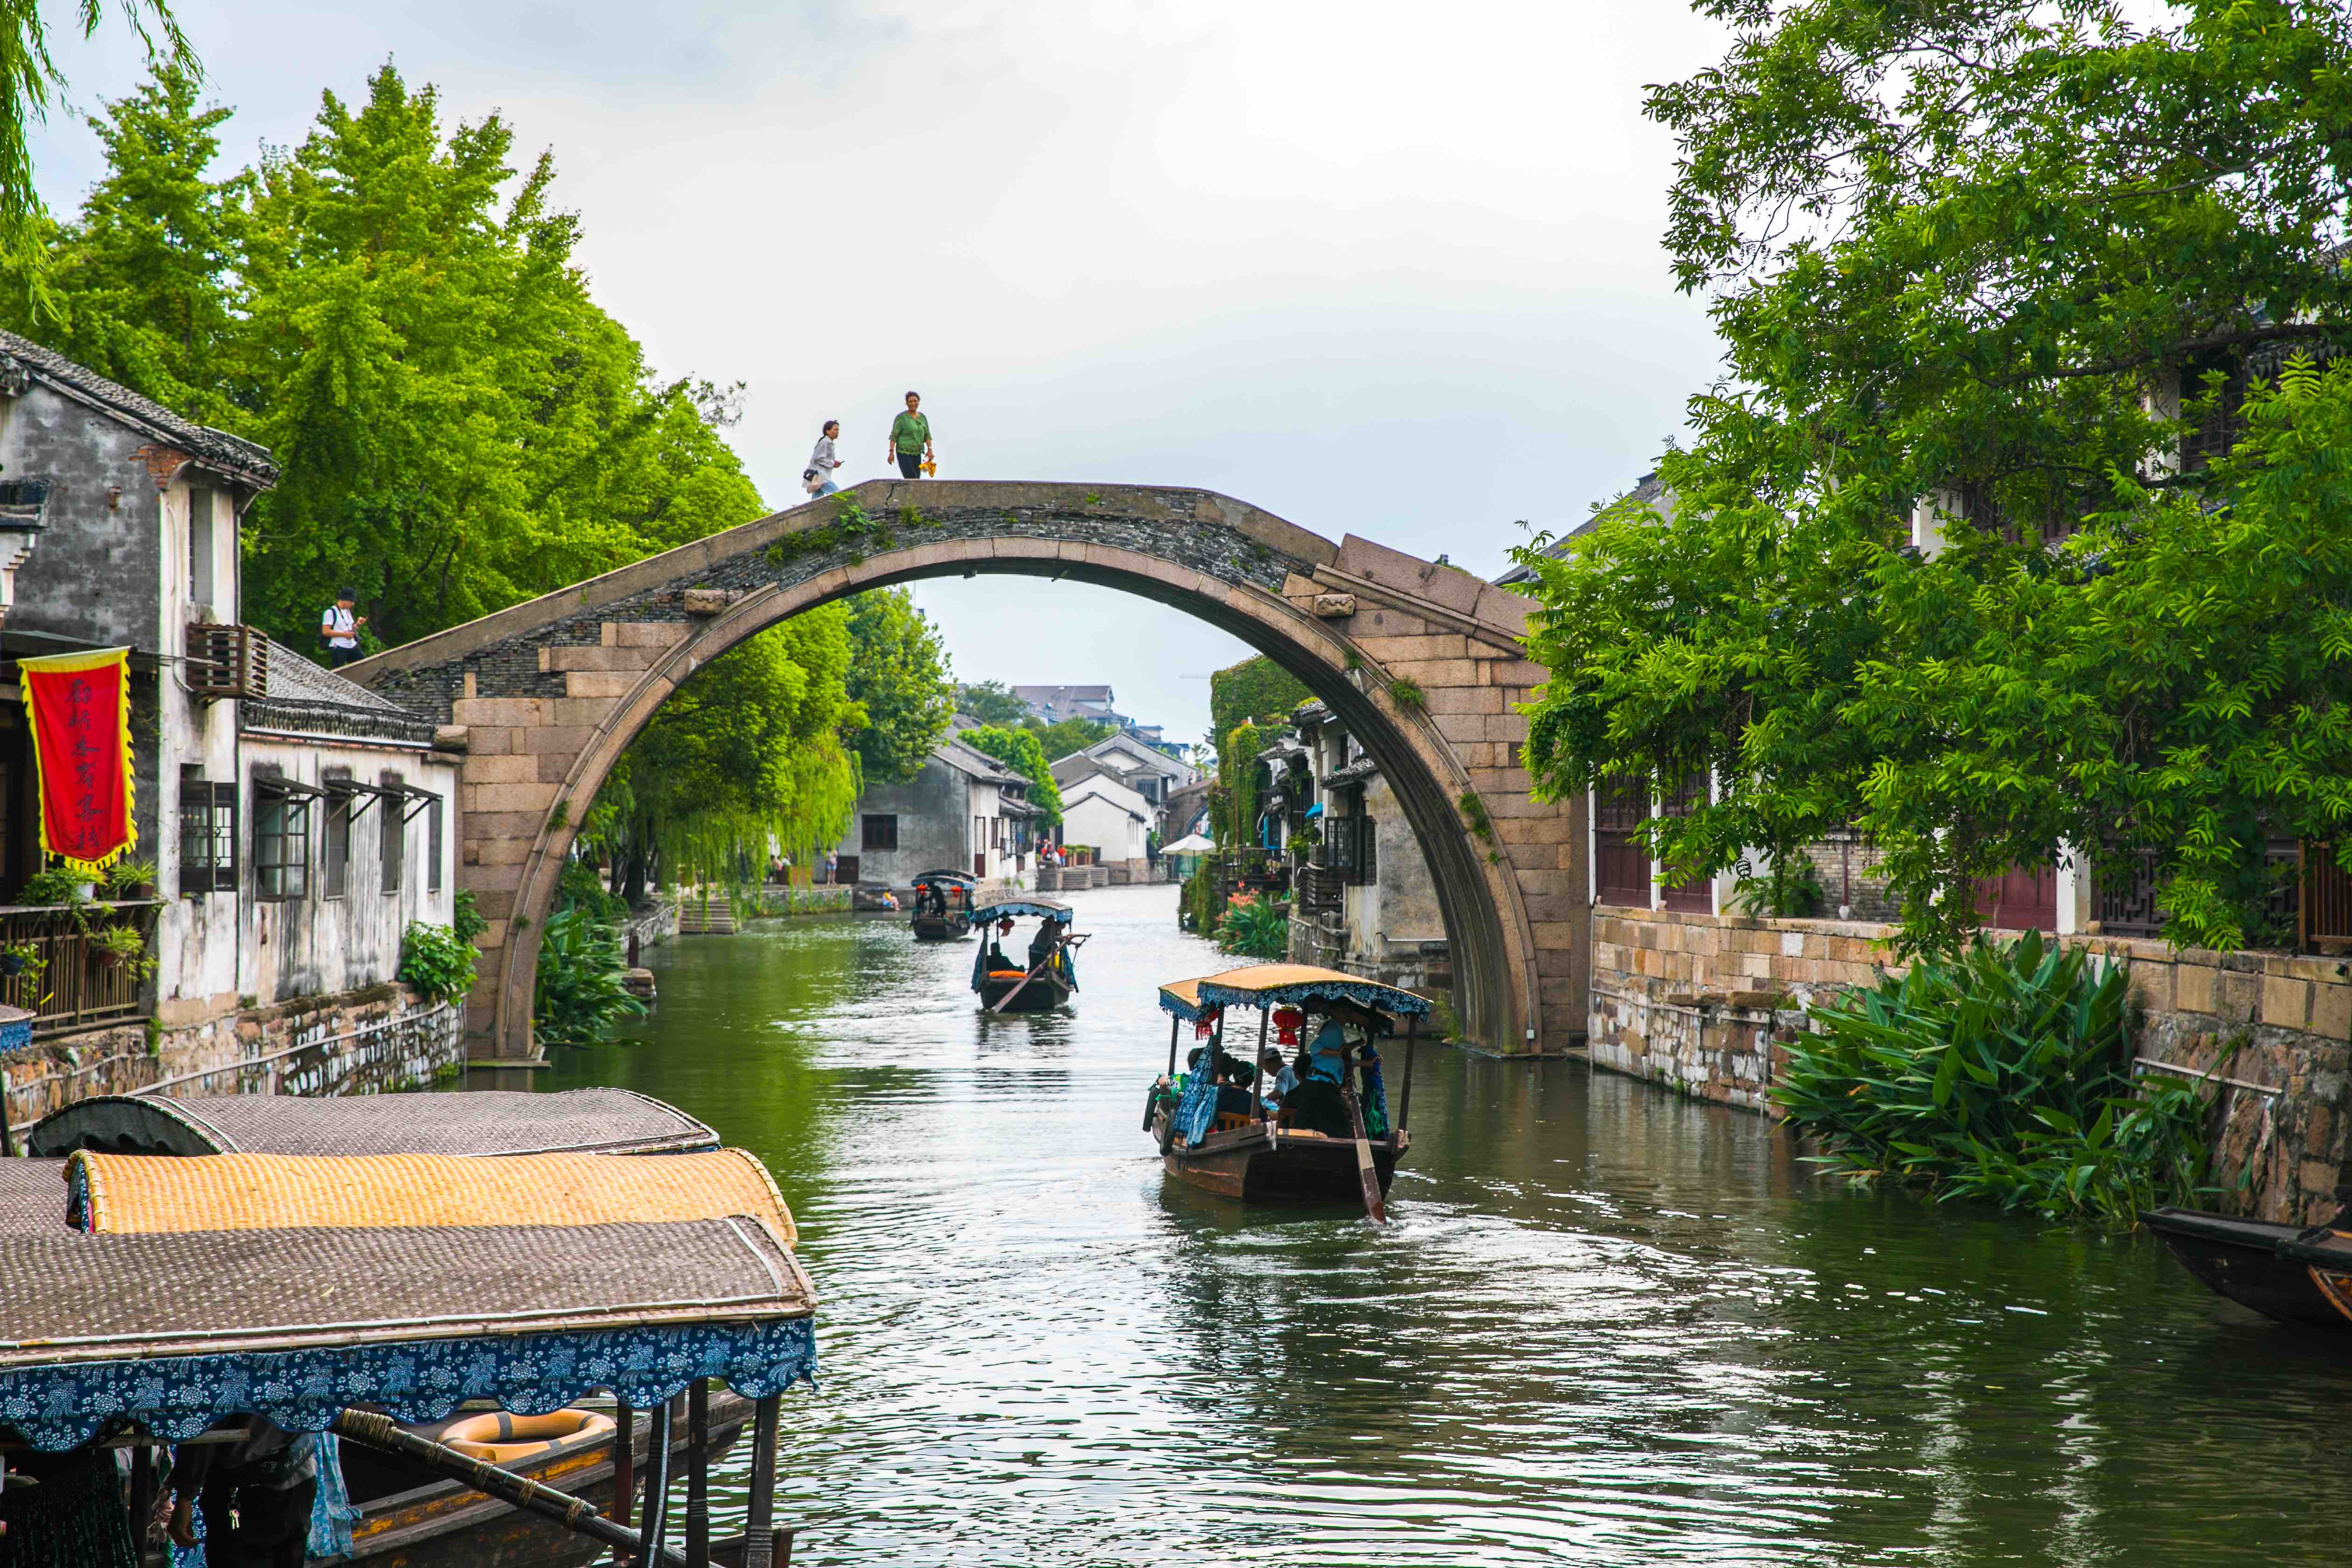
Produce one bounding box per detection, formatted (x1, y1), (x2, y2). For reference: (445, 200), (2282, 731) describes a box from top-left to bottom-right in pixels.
(253, 781), (312, 902)
(177, 770), (237, 896)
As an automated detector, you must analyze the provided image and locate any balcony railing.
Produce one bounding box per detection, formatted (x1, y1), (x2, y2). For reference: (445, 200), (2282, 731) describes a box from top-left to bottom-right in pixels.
(0, 902), (158, 1036)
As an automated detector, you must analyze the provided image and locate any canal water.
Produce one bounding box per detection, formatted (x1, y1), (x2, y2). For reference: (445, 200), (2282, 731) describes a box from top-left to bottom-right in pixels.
(546, 883), (2352, 1566)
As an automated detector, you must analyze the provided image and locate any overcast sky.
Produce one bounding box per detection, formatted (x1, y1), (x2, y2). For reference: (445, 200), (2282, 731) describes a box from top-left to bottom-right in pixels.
(31, 0), (1730, 747)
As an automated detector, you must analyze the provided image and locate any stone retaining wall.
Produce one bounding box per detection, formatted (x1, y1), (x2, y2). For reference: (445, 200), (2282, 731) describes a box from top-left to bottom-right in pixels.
(1589, 904), (2352, 1224)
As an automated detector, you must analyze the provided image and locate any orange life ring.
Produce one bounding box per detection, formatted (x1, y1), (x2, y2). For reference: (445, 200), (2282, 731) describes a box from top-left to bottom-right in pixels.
(441, 1408), (615, 1465)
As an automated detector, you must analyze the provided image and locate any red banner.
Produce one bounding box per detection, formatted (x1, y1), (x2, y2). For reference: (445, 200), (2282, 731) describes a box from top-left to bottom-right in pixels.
(21, 648), (135, 875)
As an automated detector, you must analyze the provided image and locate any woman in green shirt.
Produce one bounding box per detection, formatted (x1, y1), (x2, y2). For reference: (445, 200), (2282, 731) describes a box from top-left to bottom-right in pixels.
(888, 390), (933, 478)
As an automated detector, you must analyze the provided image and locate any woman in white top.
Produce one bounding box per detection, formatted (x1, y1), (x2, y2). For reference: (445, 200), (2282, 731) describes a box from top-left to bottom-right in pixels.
(805, 420), (843, 497)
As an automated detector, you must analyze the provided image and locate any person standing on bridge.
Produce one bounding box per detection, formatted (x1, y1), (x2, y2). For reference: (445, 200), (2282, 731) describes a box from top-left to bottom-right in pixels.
(888, 391), (933, 479)
(805, 419), (843, 497)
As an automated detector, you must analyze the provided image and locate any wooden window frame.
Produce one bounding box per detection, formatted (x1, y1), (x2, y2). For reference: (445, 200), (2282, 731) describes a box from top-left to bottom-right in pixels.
(177, 770), (238, 896)
(862, 813), (898, 852)
(253, 778), (315, 902)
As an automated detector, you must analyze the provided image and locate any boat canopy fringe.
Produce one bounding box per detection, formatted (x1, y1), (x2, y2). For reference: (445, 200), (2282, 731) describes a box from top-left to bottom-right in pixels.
(1174, 964), (1434, 1020)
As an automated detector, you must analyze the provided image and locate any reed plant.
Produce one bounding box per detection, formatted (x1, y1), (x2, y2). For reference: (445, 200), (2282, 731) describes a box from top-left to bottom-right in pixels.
(1771, 931), (2213, 1224)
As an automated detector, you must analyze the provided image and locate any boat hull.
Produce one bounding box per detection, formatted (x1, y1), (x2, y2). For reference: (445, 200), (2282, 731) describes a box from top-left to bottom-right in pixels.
(976, 975), (1071, 1013)
(911, 915), (970, 941)
(339, 1392), (752, 1567)
(1158, 1117), (1407, 1204)
(2141, 1207), (2349, 1330)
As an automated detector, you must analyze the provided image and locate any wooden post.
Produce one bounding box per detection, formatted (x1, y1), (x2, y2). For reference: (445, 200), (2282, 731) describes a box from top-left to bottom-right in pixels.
(1252, 1008), (1270, 1105)
(612, 1397), (636, 1561)
(637, 1400), (672, 1564)
(684, 1382), (711, 1567)
(1165, 1015), (1180, 1077)
(743, 1393), (783, 1568)
(128, 1439), (155, 1561)
(1399, 1013), (1418, 1132)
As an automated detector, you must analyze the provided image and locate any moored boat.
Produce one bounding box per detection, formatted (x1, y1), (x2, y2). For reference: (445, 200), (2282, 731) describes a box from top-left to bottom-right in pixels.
(2277, 1212), (2352, 1328)
(969, 899), (1083, 1013)
(909, 869), (979, 941)
(1148, 964), (1429, 1218)
(2141, 1206), (2350, 1330)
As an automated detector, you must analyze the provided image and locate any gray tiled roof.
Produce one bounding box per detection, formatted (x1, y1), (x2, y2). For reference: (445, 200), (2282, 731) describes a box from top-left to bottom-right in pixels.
(1493, 470), (1672, 585)
(0, 328), (278, 487)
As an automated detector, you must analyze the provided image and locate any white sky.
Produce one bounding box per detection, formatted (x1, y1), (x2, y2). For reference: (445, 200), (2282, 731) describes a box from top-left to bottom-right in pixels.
(30, 0), (1731, 747)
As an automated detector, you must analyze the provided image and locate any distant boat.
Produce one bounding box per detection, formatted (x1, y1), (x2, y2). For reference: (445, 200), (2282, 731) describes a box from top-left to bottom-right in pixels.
(1148, 965), (1429, 1218)
(2142, 1206), (2351, 1330)
(909, 869), (978, 941)
(969, 899), (1083, 1013)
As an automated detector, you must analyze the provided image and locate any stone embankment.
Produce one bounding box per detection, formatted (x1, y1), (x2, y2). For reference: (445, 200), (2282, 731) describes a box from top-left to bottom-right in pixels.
(1587, 904), (2352, 1225)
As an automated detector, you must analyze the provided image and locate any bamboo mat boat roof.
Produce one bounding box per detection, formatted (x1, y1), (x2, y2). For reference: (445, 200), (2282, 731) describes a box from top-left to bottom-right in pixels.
(25, 1087), (718, 1159)
(69, 1148), (796, 1244)
(1169, 964), (1434, 1019)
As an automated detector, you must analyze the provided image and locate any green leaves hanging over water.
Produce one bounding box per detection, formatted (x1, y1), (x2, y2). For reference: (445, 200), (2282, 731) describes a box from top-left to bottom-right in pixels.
(1771, 932), (2217, 1225)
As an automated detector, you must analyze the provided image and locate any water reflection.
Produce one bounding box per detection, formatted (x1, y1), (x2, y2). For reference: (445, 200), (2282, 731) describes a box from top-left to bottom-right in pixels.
(548, 884), (2352, 1566)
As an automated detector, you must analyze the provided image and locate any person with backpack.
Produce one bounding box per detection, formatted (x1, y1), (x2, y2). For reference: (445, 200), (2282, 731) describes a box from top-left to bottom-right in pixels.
(887, 391), (933, 479)
(804, 419), (843, 498)
(319, 589), (365, 668)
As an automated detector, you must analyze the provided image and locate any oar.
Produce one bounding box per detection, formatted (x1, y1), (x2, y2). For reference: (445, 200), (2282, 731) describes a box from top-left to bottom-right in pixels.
(990, 939), (1060, 1013)
(330, 1409), (690, 1567)
(1336, 1049), (1387, 1225)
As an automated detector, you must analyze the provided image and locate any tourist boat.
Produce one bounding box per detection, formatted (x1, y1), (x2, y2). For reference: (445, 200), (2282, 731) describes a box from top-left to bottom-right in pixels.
(2276, 1212), (2352, 1329)
(909, 868), (979, 941)
(1148, 964), (1428, 1216)
(2141, 1206), (2351, 1330)
(969, 898), (1082, 1012)
(3, 1092), (810, 1567)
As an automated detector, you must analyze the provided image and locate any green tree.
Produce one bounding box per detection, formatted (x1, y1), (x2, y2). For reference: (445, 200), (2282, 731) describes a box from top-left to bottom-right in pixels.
(0, 0), (190, 295)
(593, 609), (865, 894)
(0, 61), (245, 420)
(955, 679), (1033, 727)
(961, 724), (1062, 827)
(1209, 656), (1308, 754)
(1518, 0), (2352, 955)
(843, 587), (953, 784)
(1023, 714), (1113, 764)
(234, 63), (764, 649)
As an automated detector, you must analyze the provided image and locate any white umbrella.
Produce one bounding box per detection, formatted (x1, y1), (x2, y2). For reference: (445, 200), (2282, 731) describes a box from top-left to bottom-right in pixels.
(1161, 833), (1216, 855)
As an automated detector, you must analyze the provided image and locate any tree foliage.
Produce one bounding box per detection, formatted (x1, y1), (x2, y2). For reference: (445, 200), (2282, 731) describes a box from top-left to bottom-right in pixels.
(955, 680), (1033, 727)
(960, 724), (1062, 826)
(844, 588), (954, 784)
(1517, 0), (2352, 955)
(1024, 715), (1115, 765)
(1210, 656), (1309, 756)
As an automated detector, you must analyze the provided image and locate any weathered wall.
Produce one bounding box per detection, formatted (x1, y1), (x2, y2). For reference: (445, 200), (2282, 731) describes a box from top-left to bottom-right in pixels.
(835, 755), (970, 885)
(1587, 903), (2352, 1225)
(0, 981), (459, 1141)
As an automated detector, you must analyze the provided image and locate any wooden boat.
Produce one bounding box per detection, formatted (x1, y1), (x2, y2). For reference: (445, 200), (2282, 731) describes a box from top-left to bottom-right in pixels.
(2142, 1206), (2350, 1330)
(968, 898), (1082, 1013)
(342, 1393), (753, 1567)
(908, 869), (978, 941)
(1149, 965), (1428, 1215)
(2277, 1214), (2352, 1329)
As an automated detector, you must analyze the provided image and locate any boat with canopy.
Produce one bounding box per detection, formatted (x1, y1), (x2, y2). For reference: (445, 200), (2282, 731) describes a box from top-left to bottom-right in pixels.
(968, 898), (1085, 1013)
(1, 1091), (813, 1568)
(1148, 964), (1429, 1222)
(908, 869), (980, 941)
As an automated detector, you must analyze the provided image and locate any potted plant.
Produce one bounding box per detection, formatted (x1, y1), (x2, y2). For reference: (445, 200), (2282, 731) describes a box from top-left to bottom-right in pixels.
(21, 867), (91, 909)
(0, 940), (44, 982)
(92, 924), (157, 980)
(103, 858), (157, 902)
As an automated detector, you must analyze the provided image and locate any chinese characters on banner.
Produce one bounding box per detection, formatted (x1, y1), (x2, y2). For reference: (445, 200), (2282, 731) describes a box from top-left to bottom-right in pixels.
(20, 648), (135, 875)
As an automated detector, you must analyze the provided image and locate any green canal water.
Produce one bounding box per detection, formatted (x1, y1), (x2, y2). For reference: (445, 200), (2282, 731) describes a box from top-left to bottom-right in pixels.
(546, 883), (2352, 1566)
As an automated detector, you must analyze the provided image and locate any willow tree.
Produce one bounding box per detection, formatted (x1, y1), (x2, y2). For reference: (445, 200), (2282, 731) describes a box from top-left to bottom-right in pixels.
(1517, 0), (2352, 954)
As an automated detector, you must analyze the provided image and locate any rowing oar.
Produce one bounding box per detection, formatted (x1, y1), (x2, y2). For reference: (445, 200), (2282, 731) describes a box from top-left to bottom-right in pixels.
(1336, 1049), (1387, 1225)
(330, 1409), (689, 1567)
(989, 931), (1084, 1013)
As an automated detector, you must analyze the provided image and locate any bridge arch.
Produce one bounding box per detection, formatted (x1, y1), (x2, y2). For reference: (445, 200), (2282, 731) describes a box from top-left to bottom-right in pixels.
(351, 482), (1582, 1059)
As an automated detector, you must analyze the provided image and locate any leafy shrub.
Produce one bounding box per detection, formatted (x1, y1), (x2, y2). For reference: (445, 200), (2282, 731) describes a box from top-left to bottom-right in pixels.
(399, 920), (478, 1004)
(1771, 931), (2212, 1224)
(104, 858), (157, 895)
(1214, 893), (1290, 959)
(557, 858), (629, 924)
(533, 906), (647, 1049)
(451, 889), (488, 944)
(21, 868), (90, 908)
(1731, 854), (1825, 918)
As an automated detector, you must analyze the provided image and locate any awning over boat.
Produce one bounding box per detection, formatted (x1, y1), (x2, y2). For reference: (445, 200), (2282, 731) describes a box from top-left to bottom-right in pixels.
(0, 1147), (816, 1451)
(970, 898), (1073, 924)
(1190, 964), (1434, 1018)
(66, 1148), (796, 1243)
(1157, 977), (1213, 1022)
(910, 868), (979, 886)
(26, 1086), (719, 1159)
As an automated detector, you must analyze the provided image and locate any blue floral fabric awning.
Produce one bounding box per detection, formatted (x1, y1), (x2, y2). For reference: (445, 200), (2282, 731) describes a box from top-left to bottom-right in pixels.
(970, 899), (1073, 924)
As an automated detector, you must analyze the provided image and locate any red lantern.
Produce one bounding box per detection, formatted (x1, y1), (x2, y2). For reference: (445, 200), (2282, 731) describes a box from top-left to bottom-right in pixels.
(1194, 1006), (1221, 1040)
(1273, 1007), (1305, 1047)
(998, 918), (1015, 935)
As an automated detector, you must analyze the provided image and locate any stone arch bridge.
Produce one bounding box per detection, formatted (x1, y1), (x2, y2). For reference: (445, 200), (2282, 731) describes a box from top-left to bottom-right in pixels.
(349, 482), (1587, 1060)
